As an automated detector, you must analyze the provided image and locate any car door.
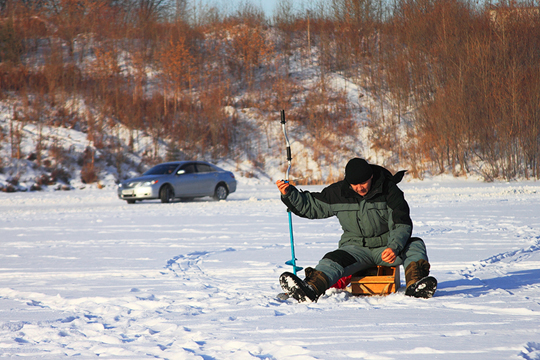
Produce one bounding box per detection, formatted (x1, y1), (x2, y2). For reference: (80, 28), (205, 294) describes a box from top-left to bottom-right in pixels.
(193, 163), (218, 196)
(172, 163), (198, 196)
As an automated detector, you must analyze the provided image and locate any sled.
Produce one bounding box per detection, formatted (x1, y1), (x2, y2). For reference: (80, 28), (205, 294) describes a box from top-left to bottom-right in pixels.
(346, 266), (400, 296)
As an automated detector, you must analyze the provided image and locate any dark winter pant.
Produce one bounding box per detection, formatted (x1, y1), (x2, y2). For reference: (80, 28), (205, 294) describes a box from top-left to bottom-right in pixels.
(314, 237), (428, 286)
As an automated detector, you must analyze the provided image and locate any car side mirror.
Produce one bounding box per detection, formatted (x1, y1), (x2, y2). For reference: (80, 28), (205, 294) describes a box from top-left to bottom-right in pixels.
(176, 169), (186, 175)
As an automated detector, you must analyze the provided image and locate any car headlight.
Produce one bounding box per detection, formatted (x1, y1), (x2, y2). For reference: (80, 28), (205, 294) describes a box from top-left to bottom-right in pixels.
(141, 180), (159, 186)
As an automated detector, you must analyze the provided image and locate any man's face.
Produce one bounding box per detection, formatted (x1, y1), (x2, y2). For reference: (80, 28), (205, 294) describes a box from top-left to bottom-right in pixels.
(351, 176), (373, 196)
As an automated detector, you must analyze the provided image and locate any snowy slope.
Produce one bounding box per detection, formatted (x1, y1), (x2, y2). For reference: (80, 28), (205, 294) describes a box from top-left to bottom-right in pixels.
(1, 177), (540, 359)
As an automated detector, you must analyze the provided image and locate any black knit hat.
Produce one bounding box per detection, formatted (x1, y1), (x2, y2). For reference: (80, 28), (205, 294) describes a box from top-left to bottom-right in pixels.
(345, 158), (373, 184)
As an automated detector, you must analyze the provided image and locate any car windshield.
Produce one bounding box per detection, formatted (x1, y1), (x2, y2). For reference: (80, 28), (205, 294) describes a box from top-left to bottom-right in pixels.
(143, 164), (179, 176)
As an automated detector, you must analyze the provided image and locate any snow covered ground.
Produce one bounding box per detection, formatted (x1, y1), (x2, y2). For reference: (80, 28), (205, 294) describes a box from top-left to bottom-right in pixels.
(1, 177), (540, 359)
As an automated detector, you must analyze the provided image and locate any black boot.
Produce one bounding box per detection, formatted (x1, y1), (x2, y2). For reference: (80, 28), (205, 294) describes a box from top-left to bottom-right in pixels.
(279, 267), (330, 303)
(405, 260), (437, 299)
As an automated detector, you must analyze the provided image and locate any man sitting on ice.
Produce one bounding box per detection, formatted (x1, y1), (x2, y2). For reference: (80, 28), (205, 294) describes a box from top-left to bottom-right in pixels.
(276, 158), (437, 302)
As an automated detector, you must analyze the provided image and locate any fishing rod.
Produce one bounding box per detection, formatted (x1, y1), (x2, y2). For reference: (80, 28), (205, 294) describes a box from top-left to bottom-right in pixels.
(280, 110), (302, 275)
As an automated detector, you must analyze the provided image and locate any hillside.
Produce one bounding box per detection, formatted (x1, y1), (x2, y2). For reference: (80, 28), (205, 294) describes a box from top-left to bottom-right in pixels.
(1, 0), (539, 191)
(0, 16), (382, 191)
(0, 59), (378, 191)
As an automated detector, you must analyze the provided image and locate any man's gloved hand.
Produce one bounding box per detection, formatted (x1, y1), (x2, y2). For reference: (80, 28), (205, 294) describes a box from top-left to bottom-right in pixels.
(276, 180), (290, 195)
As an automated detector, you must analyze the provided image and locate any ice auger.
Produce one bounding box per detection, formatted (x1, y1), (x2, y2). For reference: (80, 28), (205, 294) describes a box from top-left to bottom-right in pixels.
(280, 110), (303, 275)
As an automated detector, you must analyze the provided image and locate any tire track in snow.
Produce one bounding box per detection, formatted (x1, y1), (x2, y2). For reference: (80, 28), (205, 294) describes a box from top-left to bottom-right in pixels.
(439, 235), (540, 316)
(162, 244), (288, 295)
(164, 251), (212, 276)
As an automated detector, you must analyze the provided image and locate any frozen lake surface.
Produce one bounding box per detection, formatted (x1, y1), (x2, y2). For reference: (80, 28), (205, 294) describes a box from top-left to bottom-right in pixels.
(1, 179), (540, 359)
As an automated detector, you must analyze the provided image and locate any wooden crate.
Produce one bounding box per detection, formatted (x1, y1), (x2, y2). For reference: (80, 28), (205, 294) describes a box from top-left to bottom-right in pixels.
(346, 266), (400, 296)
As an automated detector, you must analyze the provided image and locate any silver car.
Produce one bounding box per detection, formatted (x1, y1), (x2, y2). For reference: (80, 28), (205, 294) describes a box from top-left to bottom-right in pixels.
(117, 161), (237, 204)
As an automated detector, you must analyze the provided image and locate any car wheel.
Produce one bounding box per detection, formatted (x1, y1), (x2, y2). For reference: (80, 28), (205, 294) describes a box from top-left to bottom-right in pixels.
(160, 185), (175, 203)
(213, 184), (228, 201)
(126, 199), (136, 204)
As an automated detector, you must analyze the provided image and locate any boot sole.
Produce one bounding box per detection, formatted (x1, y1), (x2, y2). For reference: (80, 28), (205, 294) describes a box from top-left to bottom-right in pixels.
(405, 276), (437, 299)
(279, 272), (314, 303)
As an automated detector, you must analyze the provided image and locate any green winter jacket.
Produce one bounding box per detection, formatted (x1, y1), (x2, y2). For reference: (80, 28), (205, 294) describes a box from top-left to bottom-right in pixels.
(281, 165), (413, 254)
